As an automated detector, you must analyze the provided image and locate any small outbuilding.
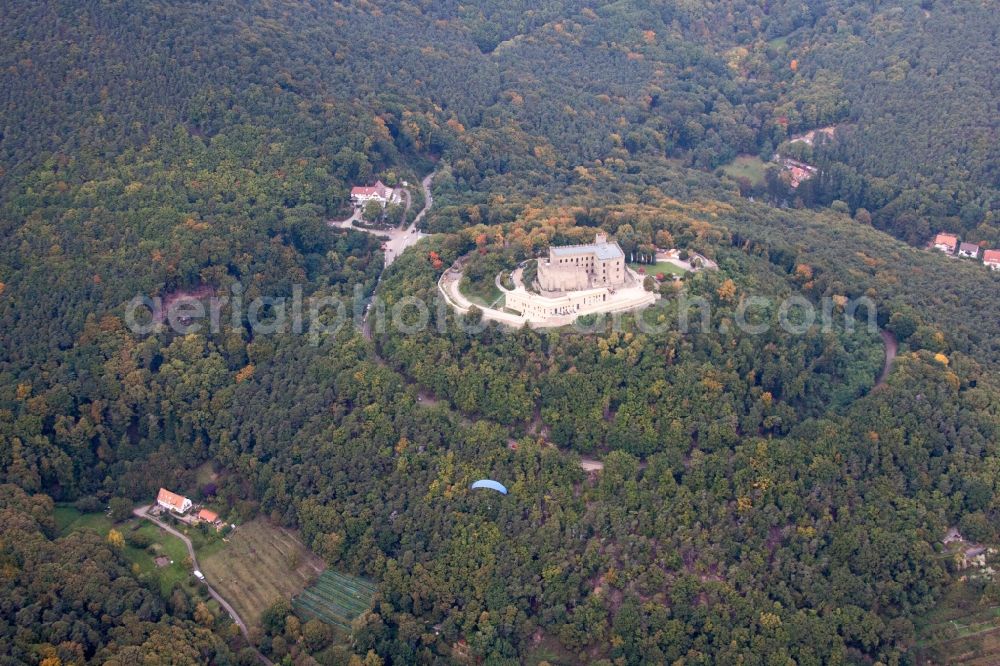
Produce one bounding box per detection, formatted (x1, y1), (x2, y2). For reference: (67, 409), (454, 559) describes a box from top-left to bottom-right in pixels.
(197, 508), (220, 524)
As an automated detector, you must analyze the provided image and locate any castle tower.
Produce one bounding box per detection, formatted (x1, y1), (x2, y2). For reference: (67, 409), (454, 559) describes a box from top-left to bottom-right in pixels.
(537, 232), (626, 292)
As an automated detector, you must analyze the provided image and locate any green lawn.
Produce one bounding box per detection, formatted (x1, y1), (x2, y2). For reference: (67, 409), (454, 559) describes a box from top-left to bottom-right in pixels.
(54, 505), (114, 535)
(768, 35), (789, 50)
(128, 520), (197, 595)
(523, 633), (580, 665)
(194, 460), (216, 487)
(629, 261), (687, 278)
(56, 505), (201, 596)
(459, 274), (504, 307)
(720, 155), (768, 185)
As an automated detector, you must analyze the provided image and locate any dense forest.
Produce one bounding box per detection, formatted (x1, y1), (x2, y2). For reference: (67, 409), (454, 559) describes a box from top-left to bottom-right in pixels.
(1, 0), (998, 664)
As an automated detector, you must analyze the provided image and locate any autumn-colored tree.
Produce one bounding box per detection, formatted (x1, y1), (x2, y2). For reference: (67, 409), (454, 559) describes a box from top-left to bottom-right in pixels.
(717, 279), (737, 302)
(655, 230), (675, 248)
(107, 529), (125, 549)
(235, 364), (256, 383)
(194, 601), (215, 626)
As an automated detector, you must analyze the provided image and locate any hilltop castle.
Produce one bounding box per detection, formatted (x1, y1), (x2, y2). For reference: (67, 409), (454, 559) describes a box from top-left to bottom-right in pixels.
(537, 232), (627, 292)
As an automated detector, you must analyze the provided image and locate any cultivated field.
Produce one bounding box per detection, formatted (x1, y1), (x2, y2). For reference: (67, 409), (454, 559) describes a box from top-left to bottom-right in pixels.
(199, 519), (325, 627)
(917, 581), (1000, 665)
(293, 570), (377, 631)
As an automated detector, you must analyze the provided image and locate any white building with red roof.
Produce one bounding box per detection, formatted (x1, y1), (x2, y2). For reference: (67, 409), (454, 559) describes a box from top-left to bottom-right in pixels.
(933, 233), (959, 254)
(156, 488), (192, 514)
(350, 180), (400, 207)
(983, 249), (1000, 271)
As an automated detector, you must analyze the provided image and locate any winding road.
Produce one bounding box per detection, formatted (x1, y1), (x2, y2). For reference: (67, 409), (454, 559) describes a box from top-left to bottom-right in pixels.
(133, 506), (273, 665)
(383, 170), (436, 265)
(360, 169), (438, 339)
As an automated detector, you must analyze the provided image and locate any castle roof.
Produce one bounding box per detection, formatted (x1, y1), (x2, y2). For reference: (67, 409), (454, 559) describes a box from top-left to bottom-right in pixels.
(550, 240), (623, 260)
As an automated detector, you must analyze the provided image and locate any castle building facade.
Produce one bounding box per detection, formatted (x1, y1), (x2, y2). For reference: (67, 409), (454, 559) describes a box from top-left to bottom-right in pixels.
(537, 232), (626, 292)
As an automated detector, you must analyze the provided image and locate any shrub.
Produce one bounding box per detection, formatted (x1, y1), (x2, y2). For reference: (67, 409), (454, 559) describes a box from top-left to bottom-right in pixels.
(74, 496), (103, 513)
(109, 497), (132, 522)
(127, 531), (154, 549)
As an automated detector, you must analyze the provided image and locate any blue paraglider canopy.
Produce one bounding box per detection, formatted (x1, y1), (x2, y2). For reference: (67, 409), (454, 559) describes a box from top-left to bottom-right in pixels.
(470, 479), (508, 495)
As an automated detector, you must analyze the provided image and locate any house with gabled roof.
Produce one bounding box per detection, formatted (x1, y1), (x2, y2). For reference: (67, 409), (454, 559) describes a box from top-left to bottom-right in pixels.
(983, 249), (1000, 271)
(350, 180), (400, 207)
(933, 233), (959, 254)
(197, 508), (219, 523)
(959, 242), (981, 259)
(156, 488), (192, 514)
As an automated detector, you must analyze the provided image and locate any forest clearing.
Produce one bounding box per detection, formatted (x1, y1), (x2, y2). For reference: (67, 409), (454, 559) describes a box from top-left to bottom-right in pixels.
(199, 519), (325, 627)
(719, 154), (768, 186)
(57, 505), (216, 599)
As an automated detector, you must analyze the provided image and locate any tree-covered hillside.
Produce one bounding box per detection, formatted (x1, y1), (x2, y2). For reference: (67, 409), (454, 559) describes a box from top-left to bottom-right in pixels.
(1, 1), (998, 664)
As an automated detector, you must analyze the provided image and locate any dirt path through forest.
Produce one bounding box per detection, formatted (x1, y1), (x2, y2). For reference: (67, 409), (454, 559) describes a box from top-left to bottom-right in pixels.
(876, 329), (898, 388)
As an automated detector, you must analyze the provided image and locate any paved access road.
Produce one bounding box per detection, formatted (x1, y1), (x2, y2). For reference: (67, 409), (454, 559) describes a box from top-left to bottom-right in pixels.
(329, 170), (436, 267)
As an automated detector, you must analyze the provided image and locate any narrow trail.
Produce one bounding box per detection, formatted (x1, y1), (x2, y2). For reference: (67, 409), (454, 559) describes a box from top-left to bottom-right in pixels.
(876, 329), (898, 388)
(133, 506), (273, 666)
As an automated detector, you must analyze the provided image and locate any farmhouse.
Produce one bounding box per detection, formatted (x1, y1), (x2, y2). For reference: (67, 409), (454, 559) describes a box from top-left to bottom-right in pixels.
(537, 233), (626, 291)
(933, 233), (959, 254)
(959, 242), (981, 259)
(983, 249), (1000, 271)
(350, 180), (400, 207)
(156, 488), (192, 514)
